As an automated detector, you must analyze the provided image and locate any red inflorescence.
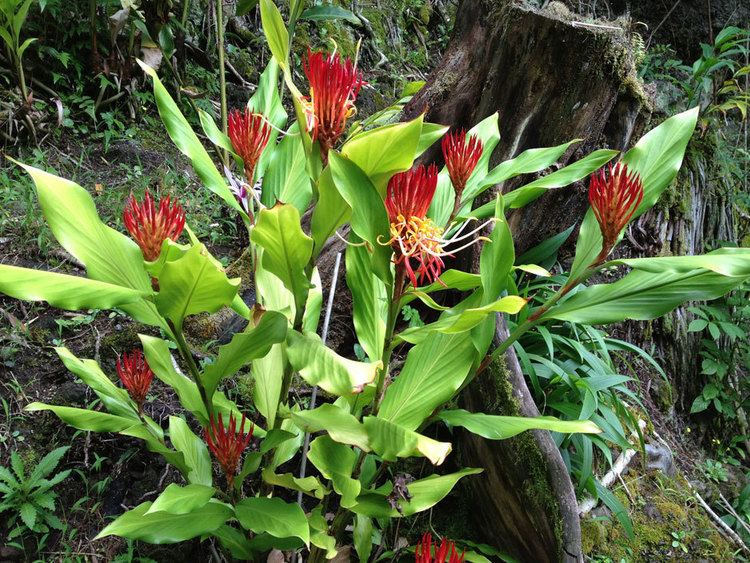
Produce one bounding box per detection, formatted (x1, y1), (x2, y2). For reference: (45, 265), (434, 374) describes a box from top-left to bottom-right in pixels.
(204, 413), (253, 488)
(442, 129), (483, 197)
(228, 108), (272, 183)
(588, 162), (644, 263)
(415, 532), (466, 563)
(116, 350), (154, 415)
(123, 190), (185, 262)
(384, 164), (446, 287)
(302, 49), (365, 161)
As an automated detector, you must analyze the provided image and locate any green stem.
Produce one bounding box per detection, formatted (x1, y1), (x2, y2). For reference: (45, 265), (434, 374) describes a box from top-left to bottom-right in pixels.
(215, 0), (228, 165)
(171, 322), (213, 421)
(373, 266), (406, 414)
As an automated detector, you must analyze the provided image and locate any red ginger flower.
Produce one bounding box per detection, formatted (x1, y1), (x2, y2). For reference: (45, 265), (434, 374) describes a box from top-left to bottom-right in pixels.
(123, 190), (185, 262)
(415, 532), (465, 563)
(228, 108), (272, 183)
(116, 350), (154, 415)
(302, 49), (365, 162)
(204, 413), (253, 488)
(442, 129), (483, 197)
(589, 162), (644, 264)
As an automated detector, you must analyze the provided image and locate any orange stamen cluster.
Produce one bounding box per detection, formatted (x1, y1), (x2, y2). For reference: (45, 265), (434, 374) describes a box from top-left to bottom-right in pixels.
(303, 49), (365, 162)
(116, 350), (154, 415)
(415, 532), (465, 563)
(228, 108), (272, 183)
(204, 413), (253, 488)
(123, 190), (185, 262)
(589, 162), (644, 264)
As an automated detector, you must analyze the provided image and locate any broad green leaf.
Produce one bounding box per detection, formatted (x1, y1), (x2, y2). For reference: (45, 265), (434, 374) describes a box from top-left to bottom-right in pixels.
(546, 267), (750, 325)
(95, 500), (232, 543)
(478, 139), (580, 192)
(308, 506), (338, 558)
(416, 122), (450, 156)
(286, 330), (381, 396)
(118, 424), (190, 476)
(234, 497), (309, 545)
(378, 333), (476, 431)
(25, 403), (136, 432)
(480, 196), (514, 302)
(202, 310), (288, 399)
(214, 525), (255, 559)
(302, 267), (323, 333)
(329, 151), (393, 283)
(353, 468), (482, 517)
(168, 416), (212, 486)
(438, 409), (601, 439)
(291, 403), (370, 448)
(571, 107), (699, 277)
(300, 4), (359, 23)
(55, 347), (135, 418)
(19, 503), (36, 530)
(516, 224), (575, 267)
(146, 483), (215, 515)
(155, 243), (240, 332)
(270, 415), (303, 468)
(501, 149), (619, 210)
(252, 342), (285, 426)
(198, 108), (236, 157)
(0, 265), (146, 312)
(262, 123), (311, 212)
(395, 295), (527, 344)
(137, 61), (244, 216)
(308, 436), (360, 508)
(611, 247), (750, 276)
(430, 113), (500, 226)
(354, 515), (374, 563)
(16, 163), (162, 328)
(260, 468), (328, 498)
(363, 416), (452, 465)
(259, 0), (289, 67)
(346, 238), (388, 361)
(251, 203), (313, 311)
(250, 60), (288, 180)
(400, 270), (482, 307)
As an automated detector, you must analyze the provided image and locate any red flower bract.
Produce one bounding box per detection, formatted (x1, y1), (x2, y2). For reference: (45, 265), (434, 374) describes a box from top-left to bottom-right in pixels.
(228, 108), (272, 183)
(204, 413), (253, 488)
(385, 164), (445, 287)
(588, 162), (644, 264)
(116, 350), (154, 414)
(415, 532), (465, 563)
(123, 190), (185, 262)
(442, 129), (483, 197)
(303, 49), (365, 162)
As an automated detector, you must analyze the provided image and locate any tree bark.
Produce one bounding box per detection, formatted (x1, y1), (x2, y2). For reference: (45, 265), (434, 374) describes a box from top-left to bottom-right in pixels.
(403, 1), (649, 560)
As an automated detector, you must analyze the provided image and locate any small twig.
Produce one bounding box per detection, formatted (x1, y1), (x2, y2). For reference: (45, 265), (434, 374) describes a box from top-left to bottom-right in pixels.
(688, 481), (750, 553)
(720, 492), (750, 539)
(570, 21), (622, 30)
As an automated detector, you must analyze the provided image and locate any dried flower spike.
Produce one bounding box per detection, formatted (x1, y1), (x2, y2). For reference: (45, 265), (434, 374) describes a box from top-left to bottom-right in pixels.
(302, 49), (365, 162)
(415, 532), (465, 563)
(588, 162), (644, 264)
(204, 413), (253, 488)
(384, 165), (491, 288)
(228, 108), (272, 183)
(116, 350), (154, 415)
(442, 129), (483, 199)
(123, 190), (185, 262)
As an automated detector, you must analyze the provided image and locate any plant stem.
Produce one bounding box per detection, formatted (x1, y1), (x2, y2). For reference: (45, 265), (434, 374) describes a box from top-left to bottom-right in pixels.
(171, 321), (213, 421)
(373, 265), (406, 415)
(215, 0), (228, 164)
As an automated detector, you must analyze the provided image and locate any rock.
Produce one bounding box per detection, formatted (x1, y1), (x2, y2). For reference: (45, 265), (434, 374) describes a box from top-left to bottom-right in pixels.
(644, 443), (676, 476)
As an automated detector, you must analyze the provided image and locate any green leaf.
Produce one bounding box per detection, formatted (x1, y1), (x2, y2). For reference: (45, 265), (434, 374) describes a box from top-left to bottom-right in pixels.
(516, 224), (575, 267)
(214, 525), (255, 559)
(346, 238), (388, 361)
(329, 152), (393, 284)
(19, 503), (36, 530)
(480, 139), (580, 188)
(251, 204), (313, 312)
(395, 296), (527, 344)
(168, 416), (212, 486)
(363, 416), (452, 465)
(234, 497), (309, 545)
(302, 267), (323, 333)
(198, 108), (236, 157)
(291, 403), (370, 448)
(571, 107), (699, 277)
(611, 248), (750, 276)
(438, 409), (601, 439)
(354, 515), (373, 562)
(95, 500), (232, 543)
(27, 446), (69, 486)
(202, 310), (288, 399)
(259, 0), (289, 67)
(24, 403), (137, 432)
(378, 333), (477, 431)
(308, 436), (360, 508)
(0, 265), (147, 312)
(138, 61), (244, 216)
(251, 60), (288, 179)
(260, 468), (328, 499)
(146, 483), (215, 515)
(15, 163), (162, 328)
(300, 4), (359, 24)
(262, 124), (311, 212)
(155, 243), (240, 332)
(286, 330), (381, 396)
(545, 267), (750, 325)
(480, 196), (514, 302)
(353, 468), (482, 517)
(252, 342), (285, 427)
(236, 0), (259, 16)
